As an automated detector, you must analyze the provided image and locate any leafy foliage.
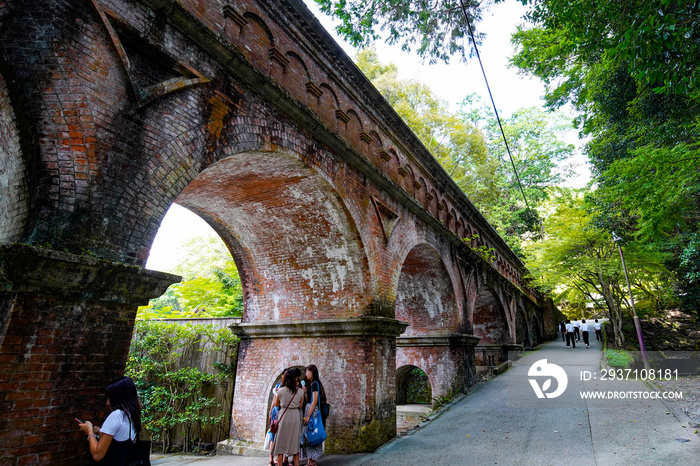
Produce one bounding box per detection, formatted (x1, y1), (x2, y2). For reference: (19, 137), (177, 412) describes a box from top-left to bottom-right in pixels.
(356, 50), (575, 256)
(605, 349), (632, 368)
(511, 0), (700, 319)
(140, 235), (244, 319)
(314, 0), (494, 63)
(126, 321), (239, 452)
(524, 191), (675, 346)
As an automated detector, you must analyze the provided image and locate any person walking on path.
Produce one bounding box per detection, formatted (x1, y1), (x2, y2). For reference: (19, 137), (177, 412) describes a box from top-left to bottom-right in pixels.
(565, 320), (576, 349)
(573, 320), (581, 342)
(559, 320), (566, 342)
(301, 364), (326, 466)
(272, 369), (303, 466)
(580, 319), (590, 348)
(594, 319), (603, 342)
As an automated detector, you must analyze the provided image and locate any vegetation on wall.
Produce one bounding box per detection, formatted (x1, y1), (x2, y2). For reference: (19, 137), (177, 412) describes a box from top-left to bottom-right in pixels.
(126, 320), (239, 452)
(139, 235), (244, 319)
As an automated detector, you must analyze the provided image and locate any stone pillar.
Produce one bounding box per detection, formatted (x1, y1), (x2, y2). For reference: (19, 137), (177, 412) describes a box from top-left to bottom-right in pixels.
(396, 334), (480, 399)
(0, 244), (177, 465)
(229, 317), (408, 453)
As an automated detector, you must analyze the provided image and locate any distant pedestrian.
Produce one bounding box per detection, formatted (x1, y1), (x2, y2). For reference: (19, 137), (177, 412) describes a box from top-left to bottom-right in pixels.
(573, 320), (581, 341)
(581, 319), (590, 348)
(272, 369), (303, 466)
(301, 364), (326, 466)
(594, 319), (603, 342)
(565, 320), (576, 349)
(559, 320), (566, 342)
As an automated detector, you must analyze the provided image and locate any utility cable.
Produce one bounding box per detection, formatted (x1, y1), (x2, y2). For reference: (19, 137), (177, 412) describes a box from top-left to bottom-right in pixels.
(458, 0), (531, 211)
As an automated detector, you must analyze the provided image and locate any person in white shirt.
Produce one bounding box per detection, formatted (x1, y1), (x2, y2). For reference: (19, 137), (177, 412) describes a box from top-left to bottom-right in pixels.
(565, 320), (576, 349)
(580, 319), (590, 348)
(594, 319), (603, 342)
(77, 376), (141, 464)
(572, 320), (581, 341)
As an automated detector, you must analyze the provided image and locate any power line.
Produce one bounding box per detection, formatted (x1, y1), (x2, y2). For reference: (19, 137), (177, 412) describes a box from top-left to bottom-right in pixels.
(458, 0), (531, 211)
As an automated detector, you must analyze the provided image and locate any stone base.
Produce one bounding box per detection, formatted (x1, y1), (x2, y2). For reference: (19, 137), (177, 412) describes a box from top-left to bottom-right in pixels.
(396, 404), (432, 433)
(476, 360), (512, 375)
(216, 439), (268, 457)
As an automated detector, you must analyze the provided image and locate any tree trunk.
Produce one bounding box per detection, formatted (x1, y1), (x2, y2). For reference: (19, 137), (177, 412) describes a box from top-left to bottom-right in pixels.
(600, 280), (626, 347)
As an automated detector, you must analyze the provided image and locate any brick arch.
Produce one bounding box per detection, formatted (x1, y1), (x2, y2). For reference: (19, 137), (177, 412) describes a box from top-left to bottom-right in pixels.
(395, 364), (432, 405)
(282, 51), (310, 97)
(0, 73), (28, 243)
(317, 82), (339, 125)
(239, 12), (274, 65)
(394, 243), (460, 336)
(472, 283), (511, 344)
(174, 150), (372, 322)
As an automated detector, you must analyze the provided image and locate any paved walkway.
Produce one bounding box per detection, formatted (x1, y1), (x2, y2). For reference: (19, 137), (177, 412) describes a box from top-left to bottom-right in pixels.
(153, 338), (699, 465)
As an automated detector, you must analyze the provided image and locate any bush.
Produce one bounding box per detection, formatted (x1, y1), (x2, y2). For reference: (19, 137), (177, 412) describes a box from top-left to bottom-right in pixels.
(606, 349), (633, 368)
(126, 321), (238, 452)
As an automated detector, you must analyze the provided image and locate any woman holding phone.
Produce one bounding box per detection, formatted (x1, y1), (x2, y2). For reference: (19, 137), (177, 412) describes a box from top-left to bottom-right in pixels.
(77, 375), (141, 465)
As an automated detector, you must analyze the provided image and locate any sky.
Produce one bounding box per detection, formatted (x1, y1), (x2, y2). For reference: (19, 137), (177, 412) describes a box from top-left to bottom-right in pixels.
(146, 1), (589, 273)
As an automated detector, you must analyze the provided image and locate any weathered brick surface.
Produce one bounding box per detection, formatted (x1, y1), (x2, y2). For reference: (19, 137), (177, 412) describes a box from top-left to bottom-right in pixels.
(0, 245), (176, 466)
(0, 74), (27, 243)
(0, 0), (561, 459)
(396, 244), (461, 336)
(232, 335), (398, 453)
(396, 345), (471, 400)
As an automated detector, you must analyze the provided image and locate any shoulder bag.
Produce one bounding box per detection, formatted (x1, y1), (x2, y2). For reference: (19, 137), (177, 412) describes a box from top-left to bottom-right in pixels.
(270, 388), (297, 434)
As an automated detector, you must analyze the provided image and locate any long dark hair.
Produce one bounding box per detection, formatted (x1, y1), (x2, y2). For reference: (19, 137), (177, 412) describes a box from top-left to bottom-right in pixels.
(106, 376), (142, 440)
(305, 364), (325, 400)
(281, 368), (297, 392)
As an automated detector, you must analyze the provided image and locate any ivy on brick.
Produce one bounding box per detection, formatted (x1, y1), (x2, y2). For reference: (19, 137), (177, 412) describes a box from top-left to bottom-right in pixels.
(126, 321), (239, 452)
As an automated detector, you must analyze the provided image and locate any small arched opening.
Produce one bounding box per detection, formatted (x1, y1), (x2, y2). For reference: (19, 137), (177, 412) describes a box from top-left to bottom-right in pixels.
(395, 365), (432, 433)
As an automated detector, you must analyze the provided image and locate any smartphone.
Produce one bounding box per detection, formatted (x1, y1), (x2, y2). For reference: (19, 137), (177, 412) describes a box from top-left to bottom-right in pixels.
(75, 418), (83, 424)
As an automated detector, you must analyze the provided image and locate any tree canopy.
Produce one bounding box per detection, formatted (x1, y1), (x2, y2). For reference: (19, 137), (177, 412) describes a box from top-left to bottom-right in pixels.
(356, 49), (576, 256)
(139, 234), (244, 319)
(511, 0), (700, 318)
(314, 0), (497, 63)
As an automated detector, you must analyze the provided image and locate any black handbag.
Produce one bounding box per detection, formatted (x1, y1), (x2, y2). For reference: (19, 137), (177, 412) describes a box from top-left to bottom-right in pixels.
(125, 439), (151, 466)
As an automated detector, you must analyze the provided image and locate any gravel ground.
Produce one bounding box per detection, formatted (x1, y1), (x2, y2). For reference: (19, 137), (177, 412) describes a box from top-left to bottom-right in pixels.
(654, 375), (700, 428)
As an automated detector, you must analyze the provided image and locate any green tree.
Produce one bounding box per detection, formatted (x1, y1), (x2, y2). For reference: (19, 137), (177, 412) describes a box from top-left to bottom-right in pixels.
(511, 0), (700, 318)
(126, 321), (239, 451)
(461, 99), (576, 253)
(356, 49), (492, 197)
(524, 191), (673, 347)
(357, 50), (576, 256)
(140, 234), (244, 318)
(315, 0), (495, 63)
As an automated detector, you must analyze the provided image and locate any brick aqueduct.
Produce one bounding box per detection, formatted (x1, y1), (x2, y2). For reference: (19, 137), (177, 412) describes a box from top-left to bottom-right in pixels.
(0, 0), (559, 462)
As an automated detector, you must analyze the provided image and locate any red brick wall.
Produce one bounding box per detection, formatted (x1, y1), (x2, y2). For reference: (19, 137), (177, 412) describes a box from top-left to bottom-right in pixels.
(0, 245), (176, 466)
(231, 335), (398, 453)
(0, 294), (132, 465)
(396, 346), (470, 399)
(395, 244), (460, 336)
(473, 286), (511, 345)
(0, 74), (27, 244)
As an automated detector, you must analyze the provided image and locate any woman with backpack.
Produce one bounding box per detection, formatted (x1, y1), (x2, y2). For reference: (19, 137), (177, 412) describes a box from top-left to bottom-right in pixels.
(301, 364), (326, 466)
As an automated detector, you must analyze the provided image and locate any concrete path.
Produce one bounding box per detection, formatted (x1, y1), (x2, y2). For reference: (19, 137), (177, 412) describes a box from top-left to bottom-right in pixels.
(153, 338), (699, 465)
